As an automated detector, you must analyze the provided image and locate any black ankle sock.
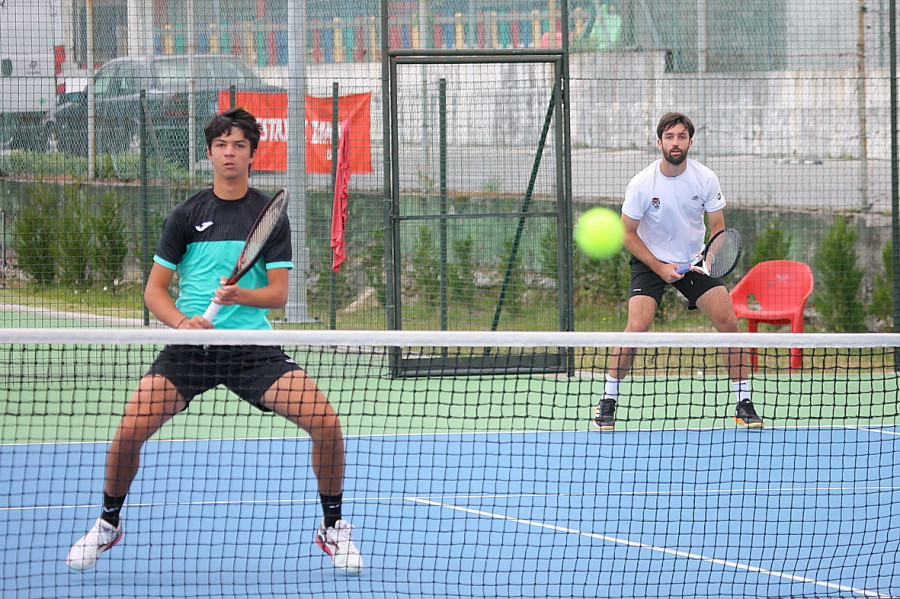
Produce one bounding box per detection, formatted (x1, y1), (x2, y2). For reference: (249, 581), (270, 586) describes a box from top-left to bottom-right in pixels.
(100, 492), (126, 527)
(319, 493), (343, 528)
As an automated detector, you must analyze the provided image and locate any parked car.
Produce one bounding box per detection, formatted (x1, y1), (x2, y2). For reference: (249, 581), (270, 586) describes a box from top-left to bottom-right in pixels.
(43, 54), (282, 166)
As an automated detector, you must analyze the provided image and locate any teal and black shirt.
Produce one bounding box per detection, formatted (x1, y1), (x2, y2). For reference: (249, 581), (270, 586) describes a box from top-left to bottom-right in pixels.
(153, 187), (293, 330)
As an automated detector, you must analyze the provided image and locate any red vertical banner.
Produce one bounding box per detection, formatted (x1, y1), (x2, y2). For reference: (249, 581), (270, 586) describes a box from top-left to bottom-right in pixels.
(305, 92), (372, 174)
(331, 120), (351, 273)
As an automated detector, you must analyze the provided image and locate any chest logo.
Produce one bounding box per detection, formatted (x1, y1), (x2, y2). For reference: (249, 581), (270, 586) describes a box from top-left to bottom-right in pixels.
(195, 221), (214, 232)
(651, 197), (660, 209)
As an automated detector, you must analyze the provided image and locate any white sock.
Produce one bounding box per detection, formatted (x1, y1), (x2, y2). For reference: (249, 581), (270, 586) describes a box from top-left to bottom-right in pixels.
(733, 380), (751, 404)
(603, 374), (621, 402)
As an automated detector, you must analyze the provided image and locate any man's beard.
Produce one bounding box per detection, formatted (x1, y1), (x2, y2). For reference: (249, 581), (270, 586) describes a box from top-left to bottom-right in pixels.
(663, 148), (688, 166)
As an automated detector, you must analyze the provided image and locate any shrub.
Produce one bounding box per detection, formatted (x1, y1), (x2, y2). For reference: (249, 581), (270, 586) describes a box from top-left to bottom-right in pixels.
(12, 184), (130, 288)
(359, 237), (386, 307)
(12, 184), (57, 285)
(539, 224), (558, 282)
(448, 236), (475, 303)
(411, 225), (440, 305)
(91, 191), (129, 288)
(813, 216), (865, 332)
(498, 235), (526, 314)
(869, 240), (893, 324)
(752, 217), (792, 264)
(54, 184), (92, 287)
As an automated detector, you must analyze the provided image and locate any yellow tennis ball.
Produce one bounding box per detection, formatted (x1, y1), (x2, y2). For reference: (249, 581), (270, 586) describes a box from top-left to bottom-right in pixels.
(574, 207), (625, 258)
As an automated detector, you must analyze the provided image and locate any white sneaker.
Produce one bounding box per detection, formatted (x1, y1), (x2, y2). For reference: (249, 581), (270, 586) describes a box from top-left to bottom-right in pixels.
(66, 517), (123, 571)
(314, 518), (363, 574)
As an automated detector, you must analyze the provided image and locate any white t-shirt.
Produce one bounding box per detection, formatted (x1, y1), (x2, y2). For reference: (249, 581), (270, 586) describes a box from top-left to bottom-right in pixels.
(621, 159), (726, 265)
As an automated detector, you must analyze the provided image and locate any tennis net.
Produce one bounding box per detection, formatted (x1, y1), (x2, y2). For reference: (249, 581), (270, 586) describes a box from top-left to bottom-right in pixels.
(1, 328), (898, 599)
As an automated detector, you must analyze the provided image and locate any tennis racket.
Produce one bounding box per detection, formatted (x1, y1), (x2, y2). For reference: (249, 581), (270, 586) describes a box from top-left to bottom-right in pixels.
(201, 188), (290, 323)
(675, 227), (742, 277)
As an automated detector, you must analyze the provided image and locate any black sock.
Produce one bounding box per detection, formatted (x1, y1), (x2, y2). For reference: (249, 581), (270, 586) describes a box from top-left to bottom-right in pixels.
(319, 493), (343, 528)
(100, 492), (126, 527)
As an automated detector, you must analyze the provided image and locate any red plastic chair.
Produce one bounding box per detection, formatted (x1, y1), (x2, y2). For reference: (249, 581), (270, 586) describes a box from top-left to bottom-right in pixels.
(729, 260), (814, 370)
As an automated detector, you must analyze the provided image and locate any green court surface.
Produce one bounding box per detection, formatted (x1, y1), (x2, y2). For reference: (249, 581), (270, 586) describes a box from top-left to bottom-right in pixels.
(0, 303), (147, 329)
(2, 341), (897, 445)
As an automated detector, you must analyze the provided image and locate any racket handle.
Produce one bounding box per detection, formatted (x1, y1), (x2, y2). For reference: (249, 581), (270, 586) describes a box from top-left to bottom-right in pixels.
(675, 264), (691, 275)
(202, 301), (222, 323)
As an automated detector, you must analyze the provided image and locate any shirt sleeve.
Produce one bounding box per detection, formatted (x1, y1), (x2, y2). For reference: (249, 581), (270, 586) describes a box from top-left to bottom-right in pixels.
(704, 173), (727, 213)
(263, 214), (293, 270)
(621, 176), (647, 221)
(152, 205), (190, 268)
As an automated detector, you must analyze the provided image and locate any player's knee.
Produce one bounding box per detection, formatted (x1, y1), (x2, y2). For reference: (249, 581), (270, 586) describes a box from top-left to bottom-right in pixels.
(110, 431), (146, 455)
(715, 315), (740, 333)
(300, 411), (343, 440)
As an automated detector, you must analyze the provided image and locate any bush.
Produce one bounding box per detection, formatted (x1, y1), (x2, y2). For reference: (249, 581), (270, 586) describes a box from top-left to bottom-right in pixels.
(813, 216), (866, 332)
(752, 217), (792, 264)
(12, 184), (57, 285)
(539, 224), (558, 282)
(499, 235), (526, 314)
(12, 184), (129, 288)
(448, 236), (475, 303)
(411, 225), (440, 305)
(91, 191), (129, 288)
(54, 184), (92, 287)
(358, 237), (386, 307)
(869, 240), (894, 324)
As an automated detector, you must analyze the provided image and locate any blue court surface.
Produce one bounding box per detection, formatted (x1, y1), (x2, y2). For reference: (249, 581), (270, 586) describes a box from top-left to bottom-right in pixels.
(1, 427), (898, 598)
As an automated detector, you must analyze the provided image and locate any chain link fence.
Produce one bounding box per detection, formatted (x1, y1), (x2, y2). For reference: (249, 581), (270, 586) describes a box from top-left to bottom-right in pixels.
(0, 0), (896, 333)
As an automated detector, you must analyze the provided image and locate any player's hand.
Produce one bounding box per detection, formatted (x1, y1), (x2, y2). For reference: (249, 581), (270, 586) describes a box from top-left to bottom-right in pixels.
(211, 276), (241, 306)
(657, 262), (684, 283)
(688, 263), (708, 275)
(176, 315), (213, 329)
(686, 251), (704, 274)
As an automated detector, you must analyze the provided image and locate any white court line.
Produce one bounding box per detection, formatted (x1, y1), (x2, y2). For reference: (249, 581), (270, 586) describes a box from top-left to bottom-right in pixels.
(4, 482), (900, 514)
(846, 425), (900, 437)
(3, 422), (900, 447)
(407, 497), (896, 599)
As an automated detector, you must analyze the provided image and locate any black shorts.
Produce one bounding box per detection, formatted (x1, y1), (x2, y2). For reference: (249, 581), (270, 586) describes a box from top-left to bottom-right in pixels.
(628, 255), (726, 310)
(147, 344), (302, 411)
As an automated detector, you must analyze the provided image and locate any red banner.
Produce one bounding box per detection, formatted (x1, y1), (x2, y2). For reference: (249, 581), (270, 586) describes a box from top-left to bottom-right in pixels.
(305, 92), (372, 174)
(217, 91), (371, 174)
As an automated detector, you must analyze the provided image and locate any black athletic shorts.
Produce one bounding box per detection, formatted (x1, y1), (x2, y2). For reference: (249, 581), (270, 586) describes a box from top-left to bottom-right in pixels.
(628, 255), (726, 310)
(146, 344), (302, 411)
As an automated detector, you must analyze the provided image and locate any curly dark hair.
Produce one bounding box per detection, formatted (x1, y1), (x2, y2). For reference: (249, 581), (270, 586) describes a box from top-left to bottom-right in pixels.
(203, 107), (262, 152)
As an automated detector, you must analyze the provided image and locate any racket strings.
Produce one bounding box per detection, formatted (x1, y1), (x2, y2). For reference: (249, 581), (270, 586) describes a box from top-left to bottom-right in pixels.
(238, 197), (287, 269)
(705, 231), (741, 277)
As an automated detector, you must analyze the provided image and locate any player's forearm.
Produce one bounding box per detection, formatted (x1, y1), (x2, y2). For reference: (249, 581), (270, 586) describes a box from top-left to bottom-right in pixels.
(216, 284), (288, 310)
(623, 231), (662, 271)
(706, 210), (726, 238)
(144, 286), (186, 328)
(624, 230), (682, 282)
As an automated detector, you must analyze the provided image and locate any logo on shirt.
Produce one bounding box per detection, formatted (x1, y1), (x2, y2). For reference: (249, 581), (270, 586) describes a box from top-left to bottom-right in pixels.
(194, 221), (214, 232)
(651, 197), (660, 209)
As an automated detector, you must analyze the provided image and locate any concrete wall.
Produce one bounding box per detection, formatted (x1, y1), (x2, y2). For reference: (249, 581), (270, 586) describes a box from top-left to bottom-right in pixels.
(277, 48), (892, 161)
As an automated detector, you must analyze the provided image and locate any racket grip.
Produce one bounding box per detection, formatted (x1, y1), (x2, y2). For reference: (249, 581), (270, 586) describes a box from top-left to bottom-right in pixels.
(675, 264), (691, 275)
(202, 301), (222, 323)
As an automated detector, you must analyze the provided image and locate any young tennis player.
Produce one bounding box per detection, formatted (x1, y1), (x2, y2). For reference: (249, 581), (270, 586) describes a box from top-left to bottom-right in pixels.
(66, 107), (363, 574)
(593, 112), (764, 431)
